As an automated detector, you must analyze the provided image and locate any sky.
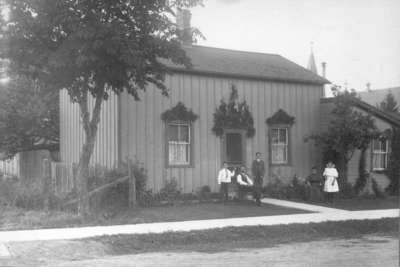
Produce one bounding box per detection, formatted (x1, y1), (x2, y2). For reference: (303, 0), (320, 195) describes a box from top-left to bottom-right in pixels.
(190, 0), (400, 92)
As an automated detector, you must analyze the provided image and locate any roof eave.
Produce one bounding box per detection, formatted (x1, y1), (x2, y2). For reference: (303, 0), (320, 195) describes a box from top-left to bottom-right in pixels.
(168, 66), (330, 86)
(321, 97), (400, 128)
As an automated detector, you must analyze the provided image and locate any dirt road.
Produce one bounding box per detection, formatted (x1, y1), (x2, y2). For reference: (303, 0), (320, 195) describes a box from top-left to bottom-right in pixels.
(1, 235), (398, 267)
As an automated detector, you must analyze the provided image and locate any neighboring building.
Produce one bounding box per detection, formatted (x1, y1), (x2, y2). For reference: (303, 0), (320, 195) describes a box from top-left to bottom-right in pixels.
(0, 150), (53, 179)
(358, 86), (400, 108)
(60, 44), (329, 193)
(320, 97), (400, 189)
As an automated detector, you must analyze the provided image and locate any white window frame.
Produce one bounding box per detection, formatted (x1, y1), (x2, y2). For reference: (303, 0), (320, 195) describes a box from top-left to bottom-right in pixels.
(271, 127), (288, 165)
(372, 139), (389, 171)
(167, 121), (191, 166)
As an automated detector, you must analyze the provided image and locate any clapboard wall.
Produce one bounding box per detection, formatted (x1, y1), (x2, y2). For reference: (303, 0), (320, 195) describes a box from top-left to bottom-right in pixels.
(60, 89), (119, 168)
(119, 73), (323, 193)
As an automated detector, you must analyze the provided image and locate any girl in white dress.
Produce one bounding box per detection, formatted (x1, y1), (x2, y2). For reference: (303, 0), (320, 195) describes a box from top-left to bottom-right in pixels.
(323, 162), (339, 203)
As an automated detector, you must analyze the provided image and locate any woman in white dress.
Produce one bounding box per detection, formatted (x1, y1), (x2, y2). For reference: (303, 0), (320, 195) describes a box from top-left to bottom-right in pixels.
(323, 162), (339, 203)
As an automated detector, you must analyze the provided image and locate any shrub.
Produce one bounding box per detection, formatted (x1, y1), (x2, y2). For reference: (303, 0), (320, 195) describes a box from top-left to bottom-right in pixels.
(196, 185), (212, 201)
(263, 178), (289, 199)
(372, 178), (385, 199)
(339, 182), (356, 199)
(159, 177), (181, 204)
(290, 175), (308, 200)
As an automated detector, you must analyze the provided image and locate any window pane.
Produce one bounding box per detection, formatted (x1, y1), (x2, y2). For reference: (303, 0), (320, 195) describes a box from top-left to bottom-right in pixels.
(279, 129), (287, 143)
(271, 129), (279, 144)
(272, 144), (285, 163)
(169, 143), (189, 164)
(180, 125), (189, 142)
(381, 140), (387, 151)
(168, 124), (179, 141)
(373, 154), (383, 169)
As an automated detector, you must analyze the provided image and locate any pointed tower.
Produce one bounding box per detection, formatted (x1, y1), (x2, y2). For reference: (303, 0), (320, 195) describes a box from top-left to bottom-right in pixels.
(307, 43), (317, 74)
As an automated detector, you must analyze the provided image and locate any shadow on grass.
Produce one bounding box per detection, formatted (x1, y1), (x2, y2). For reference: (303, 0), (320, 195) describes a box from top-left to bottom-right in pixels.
(91, 218), (399, 255)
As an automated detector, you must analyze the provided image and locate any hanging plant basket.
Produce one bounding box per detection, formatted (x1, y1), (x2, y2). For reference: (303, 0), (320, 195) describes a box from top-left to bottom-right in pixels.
(212, 85), (255, 138)
(161, 102), (198, 122)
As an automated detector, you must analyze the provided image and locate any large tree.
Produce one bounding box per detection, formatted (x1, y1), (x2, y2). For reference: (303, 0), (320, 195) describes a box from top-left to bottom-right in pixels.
(1, 0), (202, 214)
(307, 86), (379, 185)
(0, 76), (59, 158)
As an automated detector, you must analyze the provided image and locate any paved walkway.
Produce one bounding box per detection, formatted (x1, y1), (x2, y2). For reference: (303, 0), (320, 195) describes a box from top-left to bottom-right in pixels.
(0, 198), (397, 245)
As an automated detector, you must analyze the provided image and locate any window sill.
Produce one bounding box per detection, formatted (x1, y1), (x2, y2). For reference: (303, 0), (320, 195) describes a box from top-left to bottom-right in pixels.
(167, 164), (194, 169)
(271, 163), (290, 166)
(371, 169), (387, 174)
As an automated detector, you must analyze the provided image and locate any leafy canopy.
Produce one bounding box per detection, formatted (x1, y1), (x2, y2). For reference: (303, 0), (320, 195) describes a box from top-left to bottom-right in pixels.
(0, 76), (59, 158)
(1, 0), (202, 101)
(377, 92), (399, 114)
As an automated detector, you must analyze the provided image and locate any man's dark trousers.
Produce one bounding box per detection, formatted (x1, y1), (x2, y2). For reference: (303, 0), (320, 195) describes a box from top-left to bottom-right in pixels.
(220, 182), (229, 201)
(253, 177), (263, 205)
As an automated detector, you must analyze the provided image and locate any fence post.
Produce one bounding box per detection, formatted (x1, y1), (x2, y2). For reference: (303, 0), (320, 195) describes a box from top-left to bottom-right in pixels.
(128, 159), (136, 208)
(42, 158), (51, 210)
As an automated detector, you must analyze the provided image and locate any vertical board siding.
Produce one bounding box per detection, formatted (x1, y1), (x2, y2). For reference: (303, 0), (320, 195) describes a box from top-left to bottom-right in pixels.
(118, 74), (323, 193)
(60, 90), (119, 168)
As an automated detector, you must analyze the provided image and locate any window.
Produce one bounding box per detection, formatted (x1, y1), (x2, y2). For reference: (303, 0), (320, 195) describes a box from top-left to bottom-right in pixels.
(167, 121), (191, 166)
(372, 139), (389, 171)
(271, 127), (288, 164)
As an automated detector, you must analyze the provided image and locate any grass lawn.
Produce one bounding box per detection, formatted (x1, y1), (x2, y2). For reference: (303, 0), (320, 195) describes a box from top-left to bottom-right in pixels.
(306, 195), (399, 211)
(0, 200), (309, 231)
(92, 218), (399, 255)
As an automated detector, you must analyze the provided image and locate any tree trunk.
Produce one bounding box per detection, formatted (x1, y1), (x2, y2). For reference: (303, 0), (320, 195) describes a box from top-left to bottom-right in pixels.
(76, 90), (103, 216)
(337, 154), (349, 188)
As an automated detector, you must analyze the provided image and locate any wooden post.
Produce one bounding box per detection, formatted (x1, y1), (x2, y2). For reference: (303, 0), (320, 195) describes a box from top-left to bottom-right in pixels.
(128, 159), (136, 208)
(42, 158), (51, 210)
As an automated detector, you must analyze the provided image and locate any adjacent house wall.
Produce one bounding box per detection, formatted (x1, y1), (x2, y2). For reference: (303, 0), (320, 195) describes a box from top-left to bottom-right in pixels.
(119, 73), (323, 192)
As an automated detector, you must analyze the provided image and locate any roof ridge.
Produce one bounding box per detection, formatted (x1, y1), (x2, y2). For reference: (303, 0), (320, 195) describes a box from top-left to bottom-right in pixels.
(183, 44), (281, 57)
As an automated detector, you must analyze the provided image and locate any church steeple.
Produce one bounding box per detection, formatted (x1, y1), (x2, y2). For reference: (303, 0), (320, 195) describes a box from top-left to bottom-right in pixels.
(307, 42), (317, 74)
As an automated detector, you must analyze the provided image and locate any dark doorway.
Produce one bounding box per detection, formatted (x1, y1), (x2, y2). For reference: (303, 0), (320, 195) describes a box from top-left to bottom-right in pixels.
(222, 130), (245, 166)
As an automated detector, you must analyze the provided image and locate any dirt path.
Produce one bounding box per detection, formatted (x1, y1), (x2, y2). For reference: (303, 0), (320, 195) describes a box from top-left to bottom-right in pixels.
(1, 235), (398, 267)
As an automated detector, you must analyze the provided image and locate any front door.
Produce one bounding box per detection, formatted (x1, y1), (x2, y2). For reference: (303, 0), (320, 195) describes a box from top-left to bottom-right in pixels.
(222, 129), (246, 167)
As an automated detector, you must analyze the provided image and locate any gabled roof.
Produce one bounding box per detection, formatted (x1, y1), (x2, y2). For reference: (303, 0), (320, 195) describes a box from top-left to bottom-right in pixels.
(358, 87), (400, 107)
(321, 97), (400, 128)
(163, 45), (329, 85)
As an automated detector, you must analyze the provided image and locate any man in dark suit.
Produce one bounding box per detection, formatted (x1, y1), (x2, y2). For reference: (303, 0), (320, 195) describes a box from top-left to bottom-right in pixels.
(251, 152), (265, 206)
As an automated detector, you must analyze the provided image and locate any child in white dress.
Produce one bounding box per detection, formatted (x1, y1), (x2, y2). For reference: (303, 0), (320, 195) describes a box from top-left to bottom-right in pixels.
(323, 162), (339, 203)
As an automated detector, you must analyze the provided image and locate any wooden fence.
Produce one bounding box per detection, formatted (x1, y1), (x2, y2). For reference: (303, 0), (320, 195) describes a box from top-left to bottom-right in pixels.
(50, 161), (77, 195)
(46, 160), (136, 208)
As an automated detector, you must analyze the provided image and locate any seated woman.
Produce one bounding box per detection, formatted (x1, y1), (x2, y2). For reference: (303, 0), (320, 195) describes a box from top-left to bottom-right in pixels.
(236, 166), (254, 200)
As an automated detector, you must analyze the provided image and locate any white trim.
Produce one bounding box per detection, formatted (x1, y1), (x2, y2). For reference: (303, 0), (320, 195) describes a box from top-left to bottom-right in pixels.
(372, 139), (389, 171)
(167, 122), (191, 166)
(271, 128), (288, 164)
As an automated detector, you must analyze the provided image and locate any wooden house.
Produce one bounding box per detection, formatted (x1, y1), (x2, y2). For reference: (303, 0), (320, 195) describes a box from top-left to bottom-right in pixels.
(320, 97), (400, 189)
(60, 45), (330, 193)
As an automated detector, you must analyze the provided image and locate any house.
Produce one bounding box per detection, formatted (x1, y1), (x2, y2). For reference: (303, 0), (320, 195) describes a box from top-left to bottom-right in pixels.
(60, 43), (329, 193)
(358, 86), (400, 109)
(320, 96), (400, 189)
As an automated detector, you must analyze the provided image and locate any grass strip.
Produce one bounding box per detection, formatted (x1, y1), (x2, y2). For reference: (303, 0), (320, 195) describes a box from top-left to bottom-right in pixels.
(91, 218), (399, 255)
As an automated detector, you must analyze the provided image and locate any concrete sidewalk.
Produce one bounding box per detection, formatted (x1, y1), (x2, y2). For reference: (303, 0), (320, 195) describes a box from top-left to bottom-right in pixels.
(0, 198), (398, 243)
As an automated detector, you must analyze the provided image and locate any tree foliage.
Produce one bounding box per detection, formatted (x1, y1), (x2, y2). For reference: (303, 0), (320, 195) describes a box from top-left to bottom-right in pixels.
(212, 85), (255, 137)
(377, 92), (399, 114)
(307, 86), (379, 182)
(378, 92), (400, 195)
(0, 76), (59, 158)
(0, 0), (202, 214)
